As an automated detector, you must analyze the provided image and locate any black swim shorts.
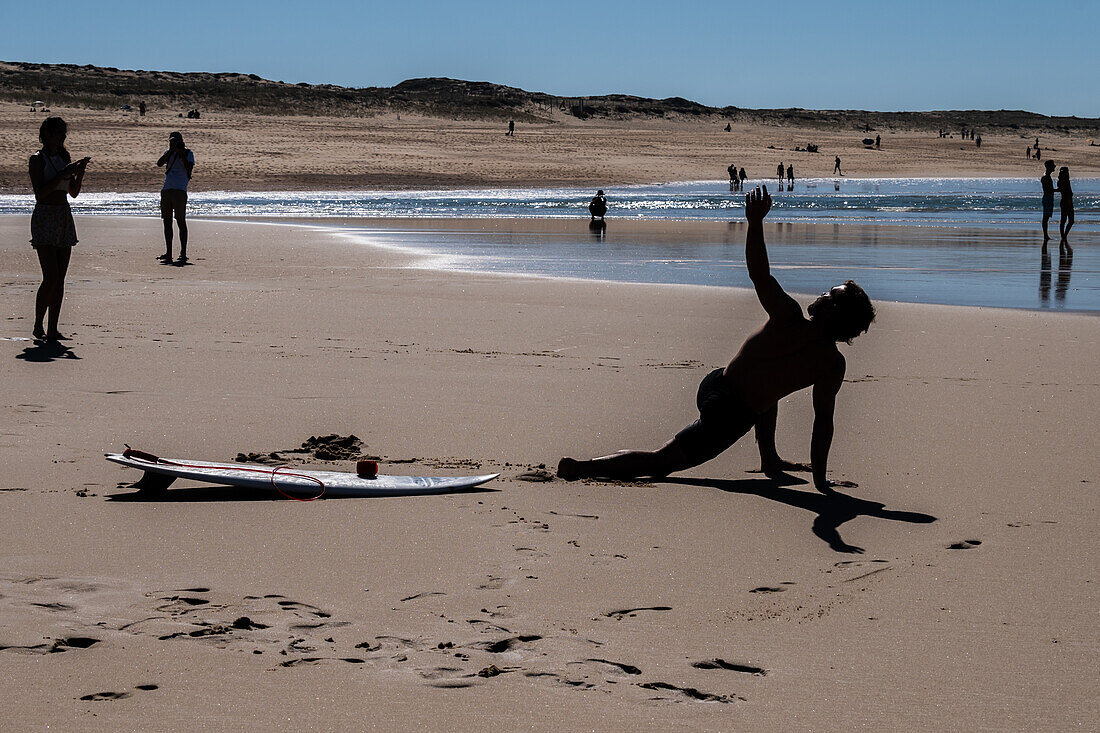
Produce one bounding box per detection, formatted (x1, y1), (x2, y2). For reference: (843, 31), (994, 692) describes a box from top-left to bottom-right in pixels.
(670, 368), (758, 465)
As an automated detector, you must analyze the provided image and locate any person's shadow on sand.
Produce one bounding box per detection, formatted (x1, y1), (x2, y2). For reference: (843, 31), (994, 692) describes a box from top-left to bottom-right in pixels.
(665, 475), (937, 553)
(16, 340), (80, 362)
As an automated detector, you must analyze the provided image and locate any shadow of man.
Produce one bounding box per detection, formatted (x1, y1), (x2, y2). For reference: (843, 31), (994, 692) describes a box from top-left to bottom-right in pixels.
(16, 341), (80, 363)
(665, 475), (936, 554)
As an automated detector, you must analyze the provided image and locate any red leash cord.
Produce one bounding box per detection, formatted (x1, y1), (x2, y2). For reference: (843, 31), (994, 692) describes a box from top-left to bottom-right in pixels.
(123, 447), (326, 501)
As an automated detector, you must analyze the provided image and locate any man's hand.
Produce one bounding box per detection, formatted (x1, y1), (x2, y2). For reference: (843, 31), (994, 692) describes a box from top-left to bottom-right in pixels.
(745, 185), (771, 224)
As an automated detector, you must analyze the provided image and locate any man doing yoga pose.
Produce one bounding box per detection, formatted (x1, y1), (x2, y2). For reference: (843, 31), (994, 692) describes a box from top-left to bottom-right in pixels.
(557, 186), (875, 493)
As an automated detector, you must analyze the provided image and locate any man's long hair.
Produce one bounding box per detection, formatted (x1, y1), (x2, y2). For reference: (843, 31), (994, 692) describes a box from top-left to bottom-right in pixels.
(811, 280), (876, 343)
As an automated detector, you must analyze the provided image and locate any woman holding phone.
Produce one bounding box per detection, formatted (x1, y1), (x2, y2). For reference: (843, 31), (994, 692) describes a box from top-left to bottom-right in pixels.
(28, 116), (87, 341)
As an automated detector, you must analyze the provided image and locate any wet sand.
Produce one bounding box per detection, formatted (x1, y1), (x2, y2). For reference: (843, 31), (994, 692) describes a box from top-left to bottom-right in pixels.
(0, 216), (1096, 730)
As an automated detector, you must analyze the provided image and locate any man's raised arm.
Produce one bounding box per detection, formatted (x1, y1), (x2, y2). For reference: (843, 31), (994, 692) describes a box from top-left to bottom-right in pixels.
(745, 186), (800, 320)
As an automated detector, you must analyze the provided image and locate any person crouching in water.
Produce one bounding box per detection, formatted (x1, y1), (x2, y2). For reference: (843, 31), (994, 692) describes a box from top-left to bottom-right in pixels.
(558, 186), (875, 492)
(28, 116), (89, 341)
(156, 131), (195, 263)
(589, 190), (608, 220)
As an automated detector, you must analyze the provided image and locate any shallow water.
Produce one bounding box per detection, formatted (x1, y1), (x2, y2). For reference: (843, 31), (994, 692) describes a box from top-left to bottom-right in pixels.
(1, 178), (1097, 229)
(326, 219), (1098, 313)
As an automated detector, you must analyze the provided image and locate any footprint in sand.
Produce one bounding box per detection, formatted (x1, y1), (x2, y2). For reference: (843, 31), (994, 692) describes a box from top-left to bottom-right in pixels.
(692, 658), (767, 676)
(79, 691), (131, 702)
(79, 684), (158, 702)
(280, 657), (365, 667)
(637, 681), (742, 703)
(585, 658), (642, 676)
(0, 636), (100, 655)
(604, 606), (672, 619)
(947, 539), (982, 550)
(474, 634), (542, 654)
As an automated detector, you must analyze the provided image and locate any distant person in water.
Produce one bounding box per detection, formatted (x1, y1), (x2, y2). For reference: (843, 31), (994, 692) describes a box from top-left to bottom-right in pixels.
(740, 167), (748, 188)
(28, 116), (88, 341)
(558, 186), (875, 491)
(589, 190), (608, 220)
(834, 155), (843, 175)
(786, 164), (794, 188)
(777, 162), (784, 187)
(1040, 160), (1056, 242)
(1055, 167), (1074, 245)
(728, 164), (738, 188)
(156, 131), (194, 263)
(507, 120), (515, 136)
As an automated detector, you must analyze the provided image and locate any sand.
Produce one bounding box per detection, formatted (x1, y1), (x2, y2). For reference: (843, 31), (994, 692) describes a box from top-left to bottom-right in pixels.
(2, 102), (1099, 193)
(0, 215), (1097, 731)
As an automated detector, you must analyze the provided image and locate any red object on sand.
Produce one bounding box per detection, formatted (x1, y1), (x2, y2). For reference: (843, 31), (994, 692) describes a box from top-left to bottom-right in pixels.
(356, 460), (378, 479)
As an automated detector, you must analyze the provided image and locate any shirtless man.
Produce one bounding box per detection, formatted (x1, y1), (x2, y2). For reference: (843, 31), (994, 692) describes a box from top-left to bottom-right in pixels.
(557, 186), (875, 493)
(1040, 160), (1056, 242)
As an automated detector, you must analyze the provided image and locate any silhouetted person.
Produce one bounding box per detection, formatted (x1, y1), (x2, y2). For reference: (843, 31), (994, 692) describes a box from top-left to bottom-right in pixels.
(1035, 137), (1039, 148)
(1035, 146), (1041, 161)
(724, 122), (732, 132)
(1055, 166), (1074, 245)
(786, 164), (794, 188)
(777, 163), (784, 188)
(589, 189), (608, 220)
(728, 164), (738, 188)
(557, 186), (876, 491)
(28, 116), (88, 341)
(1026, 146), (1031, 159)
(1040, 160), (1056, 242)
(507, 120), (515, 136)
(875, 134), (880, 149)
(739, 168), (748, 188)
(834, 155), (842, 175)
(975, 135), (982, 148)
(139, 100), (146, 117)
(156, 131), (195, 263)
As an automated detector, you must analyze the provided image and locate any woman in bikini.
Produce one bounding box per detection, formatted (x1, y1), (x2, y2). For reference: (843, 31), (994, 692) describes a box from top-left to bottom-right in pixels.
(28, 116), (88, 341)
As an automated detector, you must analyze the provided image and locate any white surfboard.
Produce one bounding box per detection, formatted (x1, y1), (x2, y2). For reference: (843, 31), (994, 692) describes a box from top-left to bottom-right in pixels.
(105, 453), (498, 498)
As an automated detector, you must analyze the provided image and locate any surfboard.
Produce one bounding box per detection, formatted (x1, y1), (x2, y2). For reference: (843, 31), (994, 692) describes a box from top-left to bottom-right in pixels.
(105, 452), (498, 498)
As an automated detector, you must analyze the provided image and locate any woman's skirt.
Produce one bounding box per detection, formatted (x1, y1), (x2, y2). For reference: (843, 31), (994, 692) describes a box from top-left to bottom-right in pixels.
(30, 202), (78, 249)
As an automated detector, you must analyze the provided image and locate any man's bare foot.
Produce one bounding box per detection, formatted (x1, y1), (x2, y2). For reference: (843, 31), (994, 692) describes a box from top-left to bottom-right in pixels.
(32, 325), (46, 340)
(557, 457), (581, 481)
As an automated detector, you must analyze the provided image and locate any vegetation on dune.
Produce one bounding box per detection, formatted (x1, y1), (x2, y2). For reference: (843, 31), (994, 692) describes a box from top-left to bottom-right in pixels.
(1, 60), (1097, 133)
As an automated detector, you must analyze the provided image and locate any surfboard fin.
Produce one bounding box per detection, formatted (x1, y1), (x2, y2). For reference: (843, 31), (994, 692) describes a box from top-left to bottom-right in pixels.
(133, 471), (176, 495)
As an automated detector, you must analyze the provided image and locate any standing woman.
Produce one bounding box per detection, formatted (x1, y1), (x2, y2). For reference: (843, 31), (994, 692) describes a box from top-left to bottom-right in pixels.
(28, 116), (88, 341)
(156, 131), (194, 263)
(1055, 167), (1074, 245)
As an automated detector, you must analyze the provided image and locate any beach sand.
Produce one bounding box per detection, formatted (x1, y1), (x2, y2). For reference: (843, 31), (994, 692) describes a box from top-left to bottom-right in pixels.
(0, 216), (1096, 730)
(2, 102), (1099, 193)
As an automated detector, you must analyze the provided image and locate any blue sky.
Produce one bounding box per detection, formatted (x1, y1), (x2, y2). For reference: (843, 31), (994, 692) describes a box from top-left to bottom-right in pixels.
(3, 0), (1097, 116)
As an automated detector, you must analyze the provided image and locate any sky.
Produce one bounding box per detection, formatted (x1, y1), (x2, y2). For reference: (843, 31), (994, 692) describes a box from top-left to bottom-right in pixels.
(3, 0), (1098, 117)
